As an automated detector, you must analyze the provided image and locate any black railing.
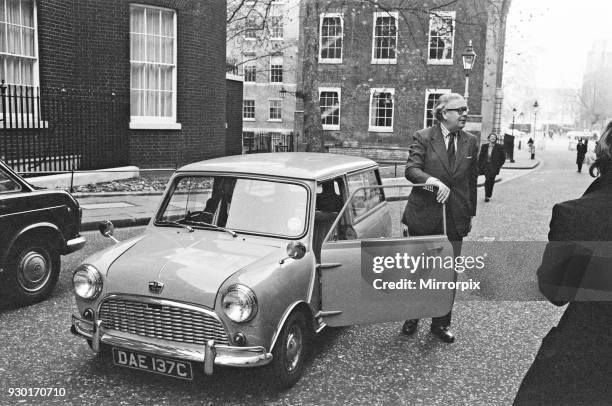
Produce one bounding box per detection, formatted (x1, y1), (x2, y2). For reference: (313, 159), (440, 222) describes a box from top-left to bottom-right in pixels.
(242, 131), (296, 153)
(0, 81), (129, 173)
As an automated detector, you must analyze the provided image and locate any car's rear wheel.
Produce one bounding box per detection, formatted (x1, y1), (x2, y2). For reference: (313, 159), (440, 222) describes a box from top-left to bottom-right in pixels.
(1, 238), (60, 306)
(269, 310), (312, 389)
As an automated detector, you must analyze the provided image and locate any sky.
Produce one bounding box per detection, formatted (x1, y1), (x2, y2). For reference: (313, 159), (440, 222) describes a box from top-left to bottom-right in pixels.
(505, 0), (612, 89)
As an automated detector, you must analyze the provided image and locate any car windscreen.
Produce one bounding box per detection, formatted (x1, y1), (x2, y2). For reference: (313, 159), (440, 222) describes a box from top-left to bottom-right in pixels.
(157, 175), (309, 238)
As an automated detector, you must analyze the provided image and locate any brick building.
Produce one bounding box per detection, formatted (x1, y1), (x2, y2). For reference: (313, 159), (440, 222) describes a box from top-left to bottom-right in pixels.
(293, 0), (511, 147)
(0, 0), (239, 170)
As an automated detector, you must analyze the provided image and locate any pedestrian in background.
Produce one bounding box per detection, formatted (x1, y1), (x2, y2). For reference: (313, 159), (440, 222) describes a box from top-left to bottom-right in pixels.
(401, 93), (479, 343)
(513, 120), (612, 405)
(576, 139), (587, 173)
(478, 133), (505, 202)
(527, 137), (535, 160)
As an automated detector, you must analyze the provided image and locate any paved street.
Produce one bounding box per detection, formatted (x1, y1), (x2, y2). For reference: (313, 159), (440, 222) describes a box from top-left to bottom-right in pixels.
(0, 138), (596, 405)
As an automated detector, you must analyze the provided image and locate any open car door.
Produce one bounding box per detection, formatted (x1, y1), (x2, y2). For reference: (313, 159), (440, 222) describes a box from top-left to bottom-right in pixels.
(319, 184), (456, 327)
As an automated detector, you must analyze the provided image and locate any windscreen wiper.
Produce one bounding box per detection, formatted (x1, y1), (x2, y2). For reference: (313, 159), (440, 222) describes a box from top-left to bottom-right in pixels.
(155, 219), (194, 232)
(183, 219), (237, 238)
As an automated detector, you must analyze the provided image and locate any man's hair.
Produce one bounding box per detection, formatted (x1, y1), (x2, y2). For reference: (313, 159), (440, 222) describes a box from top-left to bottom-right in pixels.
(433, 93), (465, 122)
(590, 120), (612, 177)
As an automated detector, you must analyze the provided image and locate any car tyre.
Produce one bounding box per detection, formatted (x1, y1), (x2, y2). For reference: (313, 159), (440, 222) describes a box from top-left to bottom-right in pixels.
(269, 310), (312, 389)
(1, 238), (60, 306)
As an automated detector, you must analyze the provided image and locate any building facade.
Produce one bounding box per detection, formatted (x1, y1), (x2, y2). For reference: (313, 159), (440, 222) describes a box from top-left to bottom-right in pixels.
(580, 39), (612, 130)
(1, 0), (236, 170)
(227, 0), (301, 153)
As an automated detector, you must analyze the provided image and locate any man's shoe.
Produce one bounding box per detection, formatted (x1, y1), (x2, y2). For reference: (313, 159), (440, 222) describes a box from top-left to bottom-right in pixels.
(431, 326), (455, 343)
(401, 320), (418, 336)
(485, 197), (490, 202)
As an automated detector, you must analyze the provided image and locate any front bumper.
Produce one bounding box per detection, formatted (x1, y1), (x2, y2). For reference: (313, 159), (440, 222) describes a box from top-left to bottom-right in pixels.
(71, 314), (272, 375)
(64, 236), (86, 254)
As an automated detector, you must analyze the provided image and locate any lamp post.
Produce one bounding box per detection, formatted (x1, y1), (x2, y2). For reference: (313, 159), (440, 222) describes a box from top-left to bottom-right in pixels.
(511, 107), (517, 137)
(533, 100), (539, 139)
(509, 107), (517, 162)
(461, 40), (477, 103)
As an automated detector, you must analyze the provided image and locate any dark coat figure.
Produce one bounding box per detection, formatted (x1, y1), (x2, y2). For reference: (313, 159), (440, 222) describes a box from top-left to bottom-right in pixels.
(527, 138), (535, 159)
(576, 140), (587, 173)
(514, 124), (612, 405)
(401, 93), (479, 342)
(478, 134), (506, 201)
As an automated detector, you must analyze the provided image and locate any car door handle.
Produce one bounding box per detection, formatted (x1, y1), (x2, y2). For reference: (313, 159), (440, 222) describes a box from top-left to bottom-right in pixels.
(428, 245), (444, 252)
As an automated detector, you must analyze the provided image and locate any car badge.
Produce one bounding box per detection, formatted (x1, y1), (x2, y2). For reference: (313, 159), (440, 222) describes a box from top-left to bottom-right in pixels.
(149, 281), (164, 294)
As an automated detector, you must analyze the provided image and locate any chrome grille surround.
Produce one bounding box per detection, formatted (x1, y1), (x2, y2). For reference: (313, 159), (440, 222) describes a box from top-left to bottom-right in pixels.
(98, 295), (229, 345)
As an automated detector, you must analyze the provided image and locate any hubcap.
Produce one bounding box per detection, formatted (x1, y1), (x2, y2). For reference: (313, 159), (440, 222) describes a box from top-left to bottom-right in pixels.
(16, 250), (51, 293)
(284, 324), (303, 372)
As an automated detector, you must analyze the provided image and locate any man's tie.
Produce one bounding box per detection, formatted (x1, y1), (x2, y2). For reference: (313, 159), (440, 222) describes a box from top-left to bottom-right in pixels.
(447, 132), (456, 167)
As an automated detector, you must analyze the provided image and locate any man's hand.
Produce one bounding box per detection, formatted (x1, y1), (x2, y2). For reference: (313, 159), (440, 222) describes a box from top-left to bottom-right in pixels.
(426, 178), (450, 203)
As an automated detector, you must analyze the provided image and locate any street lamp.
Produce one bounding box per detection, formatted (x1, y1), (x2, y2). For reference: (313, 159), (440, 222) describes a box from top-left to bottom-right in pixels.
(461, 40), (477, 103)
(509, 107), (517, 162)
(533, 100), (539, 138)
(279, 86), (305, 99)
(511, 107), (517, 137)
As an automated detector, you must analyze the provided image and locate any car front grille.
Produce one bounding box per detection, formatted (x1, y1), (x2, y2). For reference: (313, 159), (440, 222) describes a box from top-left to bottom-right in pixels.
(99, 297), (229, 345)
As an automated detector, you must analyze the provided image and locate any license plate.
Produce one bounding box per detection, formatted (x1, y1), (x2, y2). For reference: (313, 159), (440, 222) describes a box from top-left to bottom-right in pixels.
(112, 348), (193, 380)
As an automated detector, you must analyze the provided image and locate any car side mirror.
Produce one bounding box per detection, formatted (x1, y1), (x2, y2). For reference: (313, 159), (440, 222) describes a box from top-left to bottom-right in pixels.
(279, 241), (306, 264)
(98, 220), (120, 243)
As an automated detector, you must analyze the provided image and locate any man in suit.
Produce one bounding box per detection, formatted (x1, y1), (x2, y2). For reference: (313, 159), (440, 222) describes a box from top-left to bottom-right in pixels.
(401, 93), (479, 343)
(478, 133), (506, 202)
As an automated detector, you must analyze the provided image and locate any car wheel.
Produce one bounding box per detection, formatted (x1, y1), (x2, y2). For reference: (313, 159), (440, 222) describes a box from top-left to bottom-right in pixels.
(270, 311), (312, 389)
(2, 238), (60, 306)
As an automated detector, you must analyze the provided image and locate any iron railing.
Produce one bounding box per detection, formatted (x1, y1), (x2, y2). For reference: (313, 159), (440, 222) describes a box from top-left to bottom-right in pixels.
(242, 131), (296, 153)
(0, 80), (129, 174)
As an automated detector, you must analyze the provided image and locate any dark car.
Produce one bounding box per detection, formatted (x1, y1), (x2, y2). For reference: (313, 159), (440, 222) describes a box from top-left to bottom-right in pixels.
(0, 159), (85, 306)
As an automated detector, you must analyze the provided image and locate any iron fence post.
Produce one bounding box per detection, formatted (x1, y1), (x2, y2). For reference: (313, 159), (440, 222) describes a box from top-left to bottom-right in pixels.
(70, 166), (75, 193)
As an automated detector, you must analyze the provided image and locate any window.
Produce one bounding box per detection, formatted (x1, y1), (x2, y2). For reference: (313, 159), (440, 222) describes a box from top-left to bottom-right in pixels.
(270, 55), (283, 83)
(269, 15), (283, 39)
(243, 99), (255, 120)
(372, 12), (398, 64)
(319, 13), (343, 63)
(319, 87), (340, 130)
(244, 18), (257, 39)
(269, 99), (282, 120)
(369, 88), (394, 132)
(347, 170), (383, 219)
(424, 89), (450, 128)
(130, 5), (179, 129)
(0, 0), (38, 87)
(428, 11), (455, 64)
(244, 65), (256, 83)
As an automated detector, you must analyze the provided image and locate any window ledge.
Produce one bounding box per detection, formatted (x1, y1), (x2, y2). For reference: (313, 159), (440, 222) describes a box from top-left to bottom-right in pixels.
(243, 118), (256, 121)
(319, 58), (343, 64)
(428, 59), (454, 65)
(371, 59), (397, 65)
(130, 121), (182, 130)
(368, 126), (394, 133)
(323, 125), (340, 131)
(267, 119), (282, 122)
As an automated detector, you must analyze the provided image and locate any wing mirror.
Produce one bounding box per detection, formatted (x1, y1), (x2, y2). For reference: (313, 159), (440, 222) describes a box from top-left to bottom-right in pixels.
(98, 220), (120, 244)
(279, 241), (306, 264)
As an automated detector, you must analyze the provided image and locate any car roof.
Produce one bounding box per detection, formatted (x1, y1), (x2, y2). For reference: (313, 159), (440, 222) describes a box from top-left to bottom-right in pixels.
(177, 153), (378, 180)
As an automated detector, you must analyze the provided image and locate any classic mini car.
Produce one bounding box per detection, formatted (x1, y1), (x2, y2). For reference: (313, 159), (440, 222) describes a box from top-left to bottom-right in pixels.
(0, 159), (85, 306)
(70, 153), (455, 388)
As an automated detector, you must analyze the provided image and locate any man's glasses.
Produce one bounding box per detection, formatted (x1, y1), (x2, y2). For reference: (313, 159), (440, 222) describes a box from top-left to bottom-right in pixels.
(445, 107), (469, 114)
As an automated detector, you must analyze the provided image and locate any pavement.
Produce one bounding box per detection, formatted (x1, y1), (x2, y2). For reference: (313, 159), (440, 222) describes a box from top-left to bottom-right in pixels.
(73, 152), (540, 232)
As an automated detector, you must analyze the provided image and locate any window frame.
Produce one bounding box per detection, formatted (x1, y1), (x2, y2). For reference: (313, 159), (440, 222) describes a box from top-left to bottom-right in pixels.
(319, 12), (343, 64)
(243, 99), (255, 121)
(268, 98), (282, 121)
(244, 65), (256, 83)
(346, 168), (385, 224)
(319, 87), (341, 131)
(427, 11), (456, 65)
(269, 54), (283, 84)
(269, 15), (283, 40)
(423, 88), (451, 128)
(129, 4), (180, 130)
(368, 88), (395, 133)
(371, 11), (398, 65)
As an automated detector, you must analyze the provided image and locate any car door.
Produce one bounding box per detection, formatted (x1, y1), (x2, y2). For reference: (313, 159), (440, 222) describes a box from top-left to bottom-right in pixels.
(319, 183), (455, 327)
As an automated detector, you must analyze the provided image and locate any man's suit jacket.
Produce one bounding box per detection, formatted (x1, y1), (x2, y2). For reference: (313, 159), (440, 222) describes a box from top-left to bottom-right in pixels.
(402, 124), (479, 238)
(478, 143), (505, 176)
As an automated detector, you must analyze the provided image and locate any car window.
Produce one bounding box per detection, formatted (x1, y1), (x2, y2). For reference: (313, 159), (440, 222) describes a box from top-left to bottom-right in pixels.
(158, 176), (308, 238)
(347, 170), (383, 218)
(0, 167), (21, 193)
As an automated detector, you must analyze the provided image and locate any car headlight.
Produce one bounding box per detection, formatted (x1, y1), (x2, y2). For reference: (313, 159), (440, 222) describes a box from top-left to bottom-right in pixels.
(73, 264), (102, 300)
(222, 284), (258, 323)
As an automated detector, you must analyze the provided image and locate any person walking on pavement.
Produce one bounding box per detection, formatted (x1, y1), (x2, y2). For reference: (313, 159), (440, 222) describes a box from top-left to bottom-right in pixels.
(478, 133), (505, 202)
(527, 137), (535, 160)
(576, 139), (587, 173)
(401, 93), (479, 343)
(513, 120), (612, 405)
